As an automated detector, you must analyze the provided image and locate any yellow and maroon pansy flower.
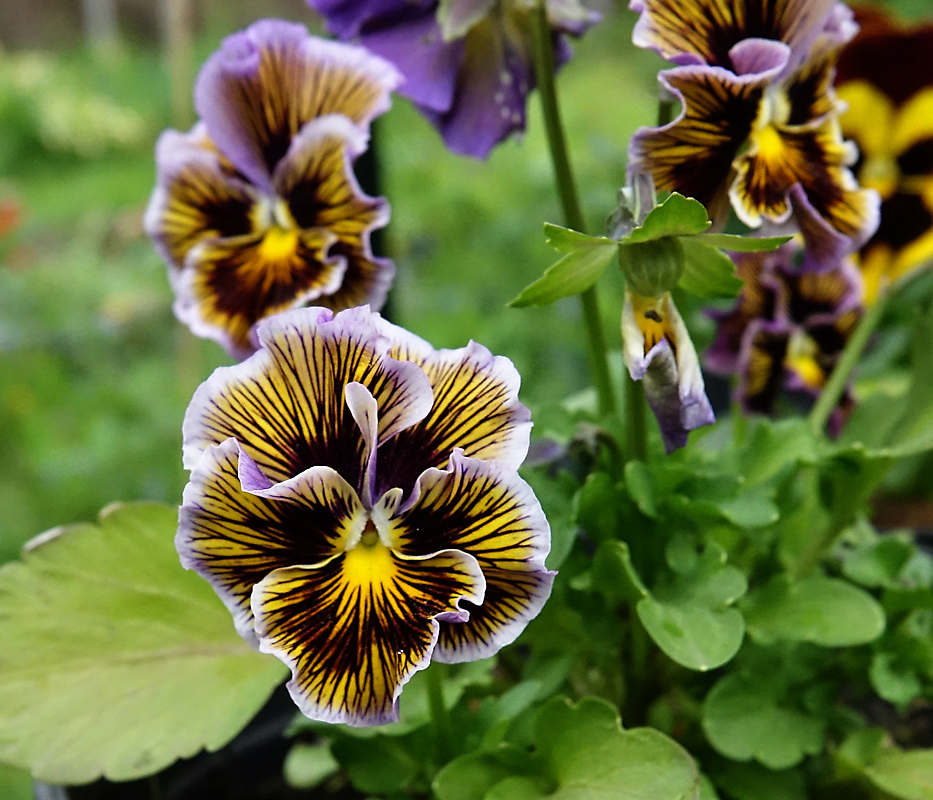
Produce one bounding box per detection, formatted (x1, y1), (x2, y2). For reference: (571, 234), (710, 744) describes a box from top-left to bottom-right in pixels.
(628, 0), (879, 265)
(836, 7), (933, 303)
(145, 20), (401, 359)
(706, 243), (863, 433)
(178, 305), (552, 725)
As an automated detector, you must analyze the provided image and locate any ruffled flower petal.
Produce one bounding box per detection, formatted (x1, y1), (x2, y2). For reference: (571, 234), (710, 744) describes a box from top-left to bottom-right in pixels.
(622, 291), (715, 453)
(182, 306), (433, 494)
(377, 450), (553, 662)
(251, 546), (485, 725)
(194, 19), (401, 189)
(178, 438), (366, 641)
(144, 126), (258, 272)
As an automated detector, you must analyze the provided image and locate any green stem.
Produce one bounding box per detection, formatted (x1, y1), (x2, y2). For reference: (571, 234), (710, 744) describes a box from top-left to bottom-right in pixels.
(426, 664), (452, 764)
(530, 0), (616, 419)
(809, 287), (891, 435)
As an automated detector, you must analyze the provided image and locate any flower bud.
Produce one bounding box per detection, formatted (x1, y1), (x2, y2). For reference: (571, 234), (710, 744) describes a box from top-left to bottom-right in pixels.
(618, 236), (685, 297)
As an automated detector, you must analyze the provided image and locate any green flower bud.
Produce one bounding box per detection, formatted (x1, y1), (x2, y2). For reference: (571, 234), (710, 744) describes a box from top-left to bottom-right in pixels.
(617, 236), (685, 297)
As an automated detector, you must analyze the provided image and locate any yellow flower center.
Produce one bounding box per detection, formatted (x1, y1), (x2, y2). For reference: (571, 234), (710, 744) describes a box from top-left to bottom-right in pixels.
(632, 293), (675, 355)
(786, 331), (824, 390)
(343, 534), (395, 589)
(257, 226), (300, 263)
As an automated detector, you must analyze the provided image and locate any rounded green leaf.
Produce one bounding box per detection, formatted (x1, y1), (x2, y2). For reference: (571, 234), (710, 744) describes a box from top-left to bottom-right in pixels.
(865, 749), (933, 800)
(0, 502), (287, 784)
(638, 599), (745, 672)
(743, 574), (886, 647)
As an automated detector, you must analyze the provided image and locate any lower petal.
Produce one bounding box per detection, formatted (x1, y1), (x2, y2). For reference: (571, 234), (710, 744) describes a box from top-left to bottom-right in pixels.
(251, 545), (484, 725)
(737, 320), (790, 414)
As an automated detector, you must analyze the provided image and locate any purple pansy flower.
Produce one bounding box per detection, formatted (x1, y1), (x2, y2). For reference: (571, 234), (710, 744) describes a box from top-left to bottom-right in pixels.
(306, 0), (599, 158)
(706, 242), (863, 433)
(178, 304), (554, 725)
(622, 290), (716, 453)
(145, 20), (401, 358)
(628, 0), (879, 265)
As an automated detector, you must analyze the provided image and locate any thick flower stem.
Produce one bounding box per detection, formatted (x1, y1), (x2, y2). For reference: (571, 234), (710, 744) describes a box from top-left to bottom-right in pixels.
(808, 287), (890, 435)
(426, 663), (452, 763)
(530, 0), (616, 419)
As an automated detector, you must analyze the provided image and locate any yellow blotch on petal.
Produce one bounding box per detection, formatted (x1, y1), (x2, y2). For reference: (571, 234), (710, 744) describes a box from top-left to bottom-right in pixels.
(786, 331), (824, 391)
(258, 227), (301, 264)
(631, 293), (675, 355)
(342, 535), (397, 590)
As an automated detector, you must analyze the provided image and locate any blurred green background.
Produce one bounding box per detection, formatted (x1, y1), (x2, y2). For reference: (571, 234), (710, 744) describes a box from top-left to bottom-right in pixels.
(0, 0), (929, 565)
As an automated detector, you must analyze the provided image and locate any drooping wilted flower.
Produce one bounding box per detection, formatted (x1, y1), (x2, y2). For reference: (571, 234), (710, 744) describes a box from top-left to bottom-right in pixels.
(622, 289), (715, 453)
(706, 243), (863, 431)
(145, 20), (400, 358)
(306, 0), (598, 158)
(836, 7), (933, 303)
(628, 0), (879, 265)
(178, 305), (553, 725)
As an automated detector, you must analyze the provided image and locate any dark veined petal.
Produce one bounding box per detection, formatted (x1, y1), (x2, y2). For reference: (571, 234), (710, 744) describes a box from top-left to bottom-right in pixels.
(628, 63), (779, 220)
(144, 125), (258, 272)
(736, 318), (790, 414)
(251, 545), (485, 725)
(622, 292), (716, 453)
(630, 0), (836, 70)
(731, 118), (879, 251)
(182, 306), (434, 497)
(372, 328), (532, 497)
(779, 256), (862, 327)
(316, 240), (395, 314)
(194, 19), (401, 189)
(177, 437), (366, 642)
(174, 227), (345, 359)
(375, 450), (553, 662)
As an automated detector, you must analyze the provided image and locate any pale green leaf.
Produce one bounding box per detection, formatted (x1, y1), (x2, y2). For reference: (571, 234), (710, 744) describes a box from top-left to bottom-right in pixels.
(865, 748), (933, 799)
(283, 741), (340, 790)
(682, 234), (791, 251)
(544, 222), (616, 253)
(627, 193), (710, 243)
(0, 502), (287, 784)
(509, 245), (617, 307)
(743, 574), (886, 647)
(678, 239), (744, 299)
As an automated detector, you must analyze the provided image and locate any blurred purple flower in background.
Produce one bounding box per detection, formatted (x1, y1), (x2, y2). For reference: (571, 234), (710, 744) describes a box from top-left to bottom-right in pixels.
(306, 0), (599, 158)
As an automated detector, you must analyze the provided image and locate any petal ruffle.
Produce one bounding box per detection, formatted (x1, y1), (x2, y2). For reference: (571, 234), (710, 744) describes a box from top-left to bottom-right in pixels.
(144, 126), (258, 272)
(194, 19), (401, 189)
(378, 450), (553, 662)
(373, 334), (532, 497)
(628, 63), (778, 219)
(252, 545), (484, 725)
(182, 306), (434, 496)
(174, 227), (344, 359)
(178, 438), (366, 641)
(630, 0), (836, 71)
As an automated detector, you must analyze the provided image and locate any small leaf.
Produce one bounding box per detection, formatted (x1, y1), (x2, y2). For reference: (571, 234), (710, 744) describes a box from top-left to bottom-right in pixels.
(870, 651), (923, 706)
(0, 502), (288, 784)
(284, 741), (340, 790)
(703, 674), (824, 769)
(683, 233), (791, 251)
(715, 490), (779, 528)
(331, 735), (418, 795)
(624, 461), (657, 518)
(743, 574), (886, 647)
(678, 239), (744, 298)
(865, 748), (933, 800)
(712, 761), (807, 800)
(627, 193), (710, 243)
(485, 697), (701, 800)
(509, 245), (617, 307)
(434, 753), (513, 800)
(544, 222), (616, 253)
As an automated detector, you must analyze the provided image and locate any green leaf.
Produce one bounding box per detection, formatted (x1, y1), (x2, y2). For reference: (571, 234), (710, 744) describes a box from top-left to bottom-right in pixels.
(0, 765), (32, 800)
(627, 193), (710, 243)
(0, 502), (288, 784)
(573, 472), (623, 543)
(637, 544), (747, 671)
(865, 748), (933, 799)
(712, 761), (807, 800)
(743, 574), (886, 647)
(870, 650), (923, 706)
(624, 461), (657, 518)
(683, 234), (791, 252)
(509, 245), (617, 307)
(283, 741), (340, 790)
(677, 239), (744, 298)
(715, 490), (779, 528)
(740, 419), (818, 486)
(331, 734), (419, 795)
(434, 752), (513, 800)
(544, 223), (616, 253)
(703, 674), (825, 769)
(843, 537), (916, 589)
(592, 541), (649, 604)
(485, 697), (700, 800)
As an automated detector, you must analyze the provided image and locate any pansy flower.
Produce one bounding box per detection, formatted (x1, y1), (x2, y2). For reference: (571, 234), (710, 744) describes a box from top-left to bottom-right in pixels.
(628, 0), (879, 264)
(622, 289), (715, 452)
(145, 20), (401, 358)
(178, 305), (553, 725)
(306, 0), (598, 158)
(836, 7), (933, 302)
(706, 243), (863, 431)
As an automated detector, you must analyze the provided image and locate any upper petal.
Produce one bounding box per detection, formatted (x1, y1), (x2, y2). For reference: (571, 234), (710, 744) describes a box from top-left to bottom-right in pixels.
(194, 20), (401, 189)
(177, 437), (366, 642)
(380, 450), (553, 662)
(144, 125), (258, 272)
(182, 306), (434, 497)
(251, 544), (484, 725)
(373, 333), (532, 498)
